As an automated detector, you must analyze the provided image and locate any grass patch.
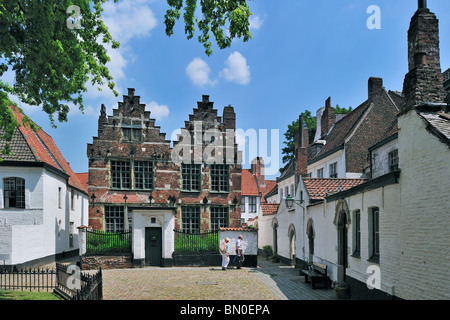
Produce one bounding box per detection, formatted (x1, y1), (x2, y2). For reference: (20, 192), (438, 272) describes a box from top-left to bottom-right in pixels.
(0, 290), (61, 300)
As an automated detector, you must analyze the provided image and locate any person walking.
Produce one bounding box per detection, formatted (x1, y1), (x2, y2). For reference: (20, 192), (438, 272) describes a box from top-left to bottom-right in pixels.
(221, 237), (230, 270)
(235, 235), (245, 269)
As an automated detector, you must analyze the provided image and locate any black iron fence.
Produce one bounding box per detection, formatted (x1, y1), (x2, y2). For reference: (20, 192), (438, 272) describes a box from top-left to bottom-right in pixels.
(54, 263), (102, 300)
(174, 230), (220, 253)
(0, 267), (56, 292)
(86, 229), (132, 255)
(0, 263), (102, 300)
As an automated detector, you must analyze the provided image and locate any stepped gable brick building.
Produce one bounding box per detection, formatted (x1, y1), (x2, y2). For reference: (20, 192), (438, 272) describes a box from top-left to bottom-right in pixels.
(87, 91), (242, 236)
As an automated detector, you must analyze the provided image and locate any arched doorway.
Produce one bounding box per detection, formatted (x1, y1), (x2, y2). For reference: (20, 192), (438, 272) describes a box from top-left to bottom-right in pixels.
(334, 199), (351, 283)
(306, 219), (314, 264)
(271, 218), (278, 256)
(288, 224), (296, 266)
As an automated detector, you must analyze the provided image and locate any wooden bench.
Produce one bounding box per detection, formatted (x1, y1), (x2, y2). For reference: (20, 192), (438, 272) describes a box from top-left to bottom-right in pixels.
(302, 262), (329, 289)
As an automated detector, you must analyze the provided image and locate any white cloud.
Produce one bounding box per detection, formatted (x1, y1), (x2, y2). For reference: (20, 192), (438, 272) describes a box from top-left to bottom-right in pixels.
(249, 15), (264, 30)
(102, 0), (157, 44)
(186, 58), (217, 87)
(221, 51), (251, 85)
(147, 101), (170, 121)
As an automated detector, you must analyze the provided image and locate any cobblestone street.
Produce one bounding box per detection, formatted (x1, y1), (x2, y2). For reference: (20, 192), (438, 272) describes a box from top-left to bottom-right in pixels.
(101, 258), (336, 300)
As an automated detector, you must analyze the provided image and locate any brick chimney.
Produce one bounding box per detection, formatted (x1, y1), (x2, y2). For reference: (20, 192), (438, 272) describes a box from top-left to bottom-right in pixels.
(321, 97), (336, 137)
(295, 115), (309, 178)
(368, 77), (384, 99)
(401, 3), (445, 113)
(251, 157), (265, 188)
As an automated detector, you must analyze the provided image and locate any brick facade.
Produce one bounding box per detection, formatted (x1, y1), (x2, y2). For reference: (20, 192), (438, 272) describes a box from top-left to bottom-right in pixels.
(87, 91), (241, 233)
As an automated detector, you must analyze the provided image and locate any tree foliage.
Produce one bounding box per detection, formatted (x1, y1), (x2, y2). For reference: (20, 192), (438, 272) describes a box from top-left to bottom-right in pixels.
(165, 0), (253, 56)
(0, 0), (253, 157)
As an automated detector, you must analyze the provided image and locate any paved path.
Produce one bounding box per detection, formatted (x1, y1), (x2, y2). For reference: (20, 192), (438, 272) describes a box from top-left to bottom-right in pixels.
(101, 257), (336, 300)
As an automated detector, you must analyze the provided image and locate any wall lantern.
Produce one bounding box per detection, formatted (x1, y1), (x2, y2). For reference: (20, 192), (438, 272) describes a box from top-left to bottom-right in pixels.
(90, 194), (96, 207)
(285, 194), (304, 210)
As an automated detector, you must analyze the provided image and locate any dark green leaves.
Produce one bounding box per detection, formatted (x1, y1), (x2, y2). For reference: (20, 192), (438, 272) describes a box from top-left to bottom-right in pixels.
(165, 0), (253, 56)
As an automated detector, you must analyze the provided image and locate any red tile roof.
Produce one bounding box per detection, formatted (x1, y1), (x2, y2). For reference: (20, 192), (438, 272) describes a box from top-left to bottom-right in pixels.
(76, 172), (89, 192)
(6, 106), (87, 194)
(241, 169), (259, 196)
(303, 178), (367, 201)
(260, 180), (276, 203)
(261, 203), (279, 216)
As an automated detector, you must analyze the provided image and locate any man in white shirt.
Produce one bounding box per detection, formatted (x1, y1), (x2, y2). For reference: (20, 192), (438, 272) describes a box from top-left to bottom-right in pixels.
(235, 235), (245, 269)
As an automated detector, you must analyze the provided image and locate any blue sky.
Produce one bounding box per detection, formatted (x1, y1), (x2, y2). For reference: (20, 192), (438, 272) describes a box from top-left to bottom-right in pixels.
(6, 0), (450, 180)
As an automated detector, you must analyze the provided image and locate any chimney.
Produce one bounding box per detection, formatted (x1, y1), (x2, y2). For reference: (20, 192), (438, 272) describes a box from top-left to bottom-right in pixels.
(368, 77), (384, 99)
(294, 115), (308, 178)
(127, 88), (135, 97)
(321, 97), (336, 137)
(222, 105), (236, 130)
(401, 3), (445, 113)
(251, 157), (265, 188)
(98, 104), (107, 130)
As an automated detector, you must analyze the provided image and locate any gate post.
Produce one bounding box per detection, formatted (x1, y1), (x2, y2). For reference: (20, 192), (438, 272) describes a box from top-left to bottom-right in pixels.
(77, 226), (89, 256)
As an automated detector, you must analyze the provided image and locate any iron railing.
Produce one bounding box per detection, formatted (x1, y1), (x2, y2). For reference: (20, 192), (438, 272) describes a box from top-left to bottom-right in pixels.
(55, 262), (102, 300)
(86, 229), (132, 255)
(0, 267), (56, 292)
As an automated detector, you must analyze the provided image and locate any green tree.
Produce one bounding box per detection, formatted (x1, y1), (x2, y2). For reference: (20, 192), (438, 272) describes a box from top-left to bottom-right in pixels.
(280, 110), (316, 174)
(165, 0), (253, 56)
(0, 0), (253, 156)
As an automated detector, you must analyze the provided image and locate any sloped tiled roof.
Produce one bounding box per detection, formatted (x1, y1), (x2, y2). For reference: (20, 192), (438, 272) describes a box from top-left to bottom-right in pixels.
(241, 169), (259, 196)
(260, 180), (276, 203)
(261, 203), (279, 216)
(76, 172), (89, 192)
(0, 106), (87, 194)
(418, 109), (450, 144)
(303, 178), (367, 201)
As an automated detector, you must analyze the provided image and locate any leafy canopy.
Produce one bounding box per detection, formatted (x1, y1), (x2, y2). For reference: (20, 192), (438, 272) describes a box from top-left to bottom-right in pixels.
(165, 0), (253, 56)
(0, 0), (253, 157)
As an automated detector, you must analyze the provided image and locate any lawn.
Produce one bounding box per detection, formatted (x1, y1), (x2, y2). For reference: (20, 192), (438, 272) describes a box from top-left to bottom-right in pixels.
(0, 290), (61, 300)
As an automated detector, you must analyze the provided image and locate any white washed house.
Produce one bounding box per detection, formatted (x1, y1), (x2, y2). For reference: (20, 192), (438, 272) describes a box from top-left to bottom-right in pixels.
(0, 106), (88, 269)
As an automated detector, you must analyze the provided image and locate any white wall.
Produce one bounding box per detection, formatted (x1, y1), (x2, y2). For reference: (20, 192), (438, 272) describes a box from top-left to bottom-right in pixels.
(0, 166), (88, 266)
(396, 110), (450, 300)
(371, 139), (398, 178)
(307, 149), (348, 178)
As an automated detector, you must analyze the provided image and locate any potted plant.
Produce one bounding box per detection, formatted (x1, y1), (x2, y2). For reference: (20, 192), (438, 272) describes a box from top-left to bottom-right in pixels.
(270, 254), (280, 263)
(262, 245), (273, 260)
(333, 281), (351, 299)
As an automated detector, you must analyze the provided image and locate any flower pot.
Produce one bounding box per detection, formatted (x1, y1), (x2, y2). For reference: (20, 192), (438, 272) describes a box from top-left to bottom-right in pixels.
(334, 286), (351, 299)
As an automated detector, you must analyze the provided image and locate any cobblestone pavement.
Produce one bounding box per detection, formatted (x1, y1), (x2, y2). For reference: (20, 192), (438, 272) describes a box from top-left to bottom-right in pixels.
(101, 258), (336, 300)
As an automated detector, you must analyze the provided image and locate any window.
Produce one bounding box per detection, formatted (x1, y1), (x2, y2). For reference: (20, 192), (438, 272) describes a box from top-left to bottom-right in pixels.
(58, 187), (62, 209)
(369, 208), (380, 262)
(388, 150), (398, 172)
(134, 161), (153, 189)
(241, 197), (245, 213)
(111, 160), (154, 190)
(329, 162), (338, 178)
(105, 206), (125, 233)
(249, 197), (257, 213)
(211, 164), (229, 192)
(182, 206), (201, 233)
(279, 188), (284, 200)
(353, 210), (361, 257)
(122, 127), (142, 142)
(71, 189), (75, 211)
(182, 164), (201, 191)
(211, 207), (229, 231)
(111, 160), (131, 189)
(317, 168), (324, 178)
(3, 177), (25, 208)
